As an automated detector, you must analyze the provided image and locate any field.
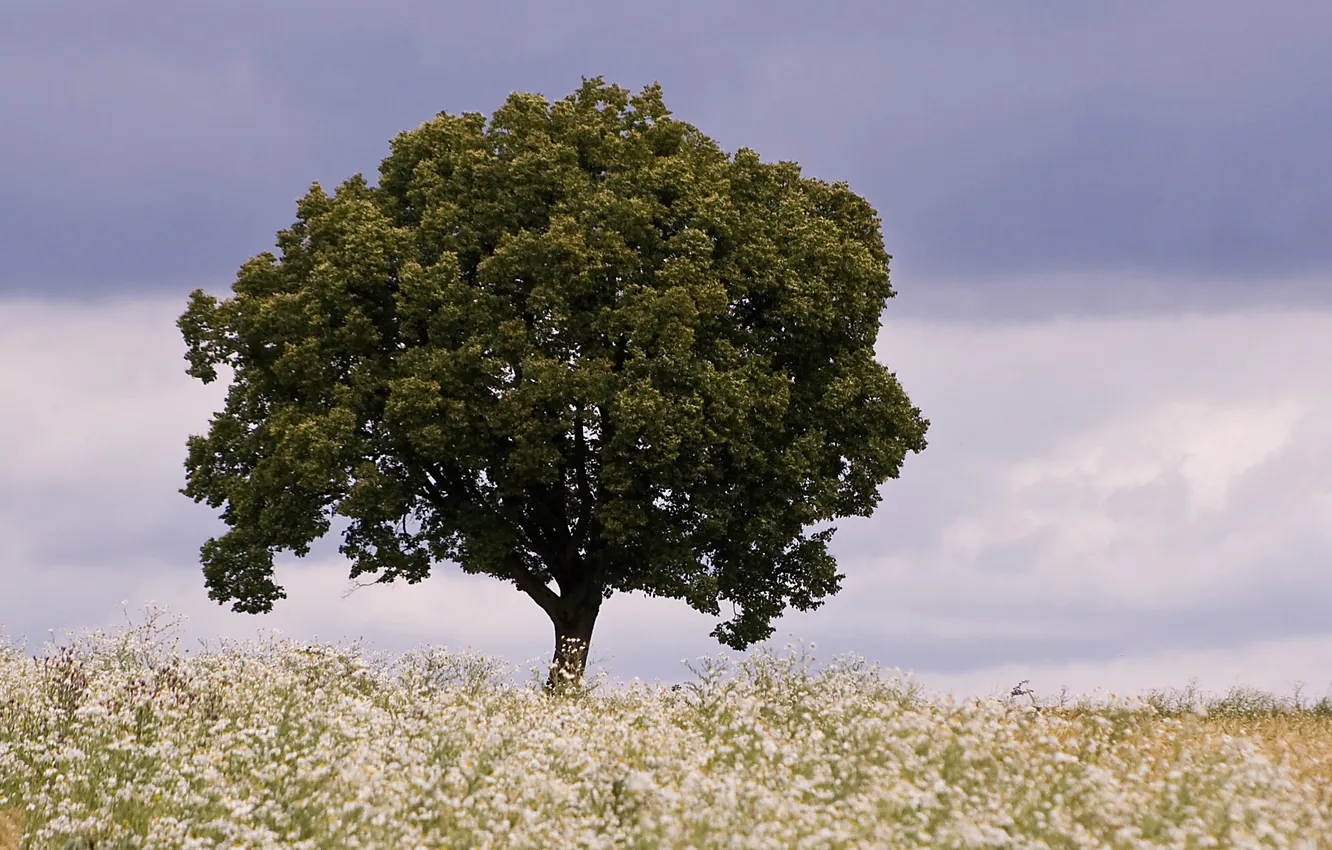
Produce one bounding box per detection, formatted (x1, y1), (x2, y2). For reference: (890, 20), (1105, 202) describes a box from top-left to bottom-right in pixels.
(2, 614), (1330, 849)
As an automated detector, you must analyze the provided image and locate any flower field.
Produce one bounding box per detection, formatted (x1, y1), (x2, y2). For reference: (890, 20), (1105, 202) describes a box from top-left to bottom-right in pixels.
(2, 615), (1330, 849)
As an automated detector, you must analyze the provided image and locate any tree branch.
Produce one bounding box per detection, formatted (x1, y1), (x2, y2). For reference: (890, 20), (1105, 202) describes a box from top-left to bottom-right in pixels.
(503, 552), (562, 618)
(410, 458), (567, 608)
(403, 454), (475, 519)
(502, 495), (564, 574)
(525, 478), (574, 565)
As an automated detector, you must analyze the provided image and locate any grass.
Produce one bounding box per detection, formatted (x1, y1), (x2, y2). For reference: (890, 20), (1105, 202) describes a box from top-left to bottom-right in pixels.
(2, 611), (1331, 849)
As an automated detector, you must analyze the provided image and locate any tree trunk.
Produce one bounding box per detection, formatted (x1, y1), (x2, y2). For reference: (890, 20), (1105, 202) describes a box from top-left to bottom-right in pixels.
(546, 599), (600, 693)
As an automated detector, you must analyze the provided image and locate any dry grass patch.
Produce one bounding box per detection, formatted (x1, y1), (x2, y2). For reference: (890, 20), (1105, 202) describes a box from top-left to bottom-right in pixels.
(1199, 714), (1332, 802)
(0, 807), (24, 850)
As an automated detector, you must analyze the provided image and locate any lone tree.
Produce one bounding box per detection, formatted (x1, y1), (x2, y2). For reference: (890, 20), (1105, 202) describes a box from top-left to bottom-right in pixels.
(178, 77), (928, 689)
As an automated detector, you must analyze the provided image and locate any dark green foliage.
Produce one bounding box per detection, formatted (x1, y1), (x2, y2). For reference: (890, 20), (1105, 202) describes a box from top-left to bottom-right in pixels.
(179, 77), (928, 685)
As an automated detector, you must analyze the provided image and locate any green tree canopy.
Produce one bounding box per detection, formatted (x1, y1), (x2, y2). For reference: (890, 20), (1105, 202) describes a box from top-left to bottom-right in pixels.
(178, 77), (928, 689)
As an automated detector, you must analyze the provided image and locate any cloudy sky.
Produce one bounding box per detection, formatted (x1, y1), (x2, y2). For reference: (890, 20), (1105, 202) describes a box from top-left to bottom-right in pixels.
(3, 1), (1330, 703)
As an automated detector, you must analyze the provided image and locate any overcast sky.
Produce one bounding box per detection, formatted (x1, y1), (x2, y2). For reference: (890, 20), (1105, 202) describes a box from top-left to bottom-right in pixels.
(3, 1), (1330, 703)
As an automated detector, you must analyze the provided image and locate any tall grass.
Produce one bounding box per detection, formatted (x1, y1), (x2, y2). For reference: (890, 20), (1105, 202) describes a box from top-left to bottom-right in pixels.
(1, 610), (1329, 849)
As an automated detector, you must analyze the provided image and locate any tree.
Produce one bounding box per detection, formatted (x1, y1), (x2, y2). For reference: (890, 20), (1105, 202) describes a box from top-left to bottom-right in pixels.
(178, 77), (929, 690)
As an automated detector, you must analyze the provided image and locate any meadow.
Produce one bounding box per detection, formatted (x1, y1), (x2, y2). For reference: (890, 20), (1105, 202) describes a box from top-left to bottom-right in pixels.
(2, 612), (1330, 849)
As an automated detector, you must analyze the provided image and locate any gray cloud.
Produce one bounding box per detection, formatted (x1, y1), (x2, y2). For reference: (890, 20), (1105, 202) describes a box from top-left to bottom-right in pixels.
(2, 1), (1330, 316)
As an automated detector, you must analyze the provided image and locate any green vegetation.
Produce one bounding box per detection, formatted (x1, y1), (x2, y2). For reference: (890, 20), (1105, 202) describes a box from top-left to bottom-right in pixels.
(176, 76), (928, 689)
(3, 613), (1329, 848)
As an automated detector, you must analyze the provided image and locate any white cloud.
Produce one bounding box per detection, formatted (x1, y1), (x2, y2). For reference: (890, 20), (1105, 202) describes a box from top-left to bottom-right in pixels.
(2, 294), (1331, 701)
(1006, 400), (1306, 516)
(0, 298), (219, 488)
(859, 306), (1332, 602)
(919, 396), (1320, 609)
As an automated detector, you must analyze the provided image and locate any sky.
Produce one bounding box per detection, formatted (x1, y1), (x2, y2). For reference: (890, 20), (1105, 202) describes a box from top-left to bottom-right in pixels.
(2, 1), (1330, 703)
